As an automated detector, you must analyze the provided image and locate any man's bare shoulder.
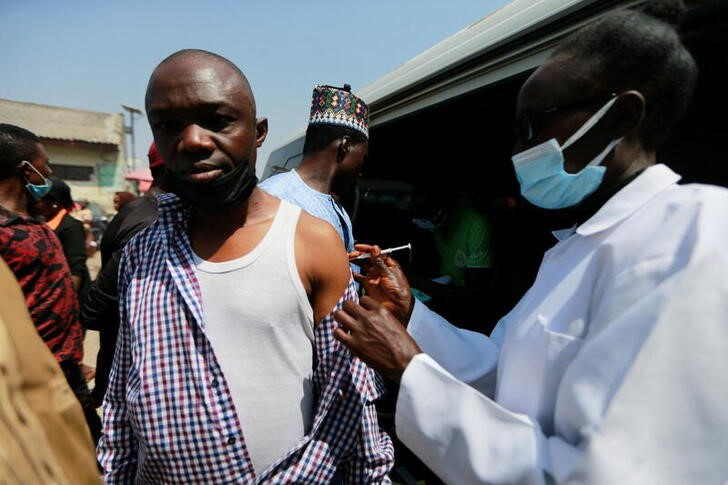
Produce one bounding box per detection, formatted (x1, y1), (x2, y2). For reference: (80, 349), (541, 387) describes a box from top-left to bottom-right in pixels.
(294, 208), (350, 324)
(256, 189), (342, 251)
(297, 210), (347, 255)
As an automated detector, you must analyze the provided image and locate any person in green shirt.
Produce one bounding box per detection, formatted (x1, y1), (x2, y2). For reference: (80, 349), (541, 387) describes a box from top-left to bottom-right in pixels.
(411, 190), (493, 330)
(431, 198), (492, 287)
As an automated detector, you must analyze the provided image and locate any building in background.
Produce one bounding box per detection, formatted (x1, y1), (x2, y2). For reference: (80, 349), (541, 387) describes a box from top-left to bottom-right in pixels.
(0, 98), (129, 213)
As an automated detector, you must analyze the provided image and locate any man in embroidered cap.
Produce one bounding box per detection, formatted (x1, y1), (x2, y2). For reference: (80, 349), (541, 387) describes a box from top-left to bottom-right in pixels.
(260, 84), (369, 254)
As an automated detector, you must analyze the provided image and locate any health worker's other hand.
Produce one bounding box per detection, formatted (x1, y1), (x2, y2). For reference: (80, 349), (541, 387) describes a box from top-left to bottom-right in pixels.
(348, 243), (414, 324)
(334, 296), (421, 382)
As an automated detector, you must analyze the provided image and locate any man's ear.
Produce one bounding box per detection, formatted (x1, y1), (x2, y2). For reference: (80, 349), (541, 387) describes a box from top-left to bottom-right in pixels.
(17, 160), (32, 178)
(255, 118), (269, 148)
(336, 136), (351, 163)
(612, 90), (645, 139)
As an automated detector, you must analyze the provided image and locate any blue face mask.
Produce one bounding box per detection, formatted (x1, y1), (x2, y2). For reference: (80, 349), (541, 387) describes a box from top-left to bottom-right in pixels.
(412, 218), (437, 231)
(21, 160), (52, 200)
(511, 96), (621, 209)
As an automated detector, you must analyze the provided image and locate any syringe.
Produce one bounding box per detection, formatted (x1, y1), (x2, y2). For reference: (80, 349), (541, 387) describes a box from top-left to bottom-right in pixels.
(352, 243), (412, 260)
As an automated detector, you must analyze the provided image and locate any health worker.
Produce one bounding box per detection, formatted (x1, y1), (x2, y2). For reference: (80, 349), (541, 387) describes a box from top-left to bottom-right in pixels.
(333, 2), (728, 483)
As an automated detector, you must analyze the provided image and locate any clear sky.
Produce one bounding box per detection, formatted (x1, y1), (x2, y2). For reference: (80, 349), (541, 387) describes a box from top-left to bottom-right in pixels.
(0, 0), (511, 176)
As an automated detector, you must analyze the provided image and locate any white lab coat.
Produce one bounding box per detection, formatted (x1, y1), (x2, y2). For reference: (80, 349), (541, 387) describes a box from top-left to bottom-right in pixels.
(396, 164), (728, 484)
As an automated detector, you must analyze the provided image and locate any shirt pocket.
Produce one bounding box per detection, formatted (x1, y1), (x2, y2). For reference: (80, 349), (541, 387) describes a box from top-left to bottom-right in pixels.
(535, 315), (585, 433)
(498, 314), (585, 434)
(538, 314), (585, 362)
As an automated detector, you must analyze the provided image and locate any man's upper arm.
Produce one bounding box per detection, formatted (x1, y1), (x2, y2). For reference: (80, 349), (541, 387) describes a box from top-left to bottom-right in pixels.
(297, 215), (396, 481)
(80, 248), (123, 331)
(296, 212), (351, 325)
(59, 220), (88, 276)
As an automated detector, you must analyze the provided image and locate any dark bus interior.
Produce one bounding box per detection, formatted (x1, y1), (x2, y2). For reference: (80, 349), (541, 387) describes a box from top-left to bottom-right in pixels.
(348, 0), (728, 337)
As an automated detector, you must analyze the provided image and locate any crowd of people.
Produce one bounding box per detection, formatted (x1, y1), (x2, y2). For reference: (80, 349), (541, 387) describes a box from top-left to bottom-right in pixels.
(1, 0), (727, 483)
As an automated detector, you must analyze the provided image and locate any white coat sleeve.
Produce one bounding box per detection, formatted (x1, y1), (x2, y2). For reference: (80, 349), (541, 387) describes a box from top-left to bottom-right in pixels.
(396, 354), (550, 484)
(407, 299), (501, 396)
(396, 228), (728, 484)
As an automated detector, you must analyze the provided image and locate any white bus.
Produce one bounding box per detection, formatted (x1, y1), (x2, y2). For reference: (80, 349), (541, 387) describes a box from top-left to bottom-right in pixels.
(262, 0), (727, 325)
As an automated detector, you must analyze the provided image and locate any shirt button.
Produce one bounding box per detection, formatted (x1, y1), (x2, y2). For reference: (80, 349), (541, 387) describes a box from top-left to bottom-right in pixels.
(227, 436), (236, 445)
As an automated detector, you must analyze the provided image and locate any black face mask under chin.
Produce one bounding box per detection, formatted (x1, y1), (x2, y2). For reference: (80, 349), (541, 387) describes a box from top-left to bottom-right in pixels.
(164, 160), (258, 213)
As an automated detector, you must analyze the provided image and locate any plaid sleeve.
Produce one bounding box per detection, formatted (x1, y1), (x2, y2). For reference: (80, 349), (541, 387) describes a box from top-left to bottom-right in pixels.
(267, 275), (396, 484)
(97, 243), (139, 483)
(343, 397), (395, 484)
(338, 279), (395, 484)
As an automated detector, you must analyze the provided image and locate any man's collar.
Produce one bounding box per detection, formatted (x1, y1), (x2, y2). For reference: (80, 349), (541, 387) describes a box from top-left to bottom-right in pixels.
(0, 204), (32, 226)
(156, 192), (188, 216)
(552, 225), (578, 241)
(575, 164), (680, 237)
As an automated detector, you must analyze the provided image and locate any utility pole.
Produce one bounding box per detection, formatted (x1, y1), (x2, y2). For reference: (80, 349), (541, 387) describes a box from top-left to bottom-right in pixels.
(121, 104), (142, 172)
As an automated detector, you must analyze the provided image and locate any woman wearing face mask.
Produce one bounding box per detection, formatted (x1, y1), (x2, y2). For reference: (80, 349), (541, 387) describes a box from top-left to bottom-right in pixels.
(332, 1), (728, 483)
(0, 124), (102, 445)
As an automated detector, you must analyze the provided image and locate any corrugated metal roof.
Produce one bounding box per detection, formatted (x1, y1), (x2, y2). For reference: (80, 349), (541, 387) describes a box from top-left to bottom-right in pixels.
(0, 98), (124, 146)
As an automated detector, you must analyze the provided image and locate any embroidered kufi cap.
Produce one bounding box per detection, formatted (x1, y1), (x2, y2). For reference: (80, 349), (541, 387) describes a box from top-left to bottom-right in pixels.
(309, 84), (369, 138)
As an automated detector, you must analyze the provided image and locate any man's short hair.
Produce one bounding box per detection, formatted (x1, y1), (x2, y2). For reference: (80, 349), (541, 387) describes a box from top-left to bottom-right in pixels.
(43, 179), (74, 212)
(302, 123), (367, 155)
(147, 49), (256, 114)
(552, 0), (697, 149)
(0, 124), (40, 179)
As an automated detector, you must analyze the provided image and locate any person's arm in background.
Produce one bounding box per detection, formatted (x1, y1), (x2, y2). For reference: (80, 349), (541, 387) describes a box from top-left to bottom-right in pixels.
(56, 217), (88, 292)
(80, 247), (122, 332)
(81, 199), (159, 332)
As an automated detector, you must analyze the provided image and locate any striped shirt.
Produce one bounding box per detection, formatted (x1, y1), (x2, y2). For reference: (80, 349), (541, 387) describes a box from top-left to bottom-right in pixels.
(98, 193), (394, 484)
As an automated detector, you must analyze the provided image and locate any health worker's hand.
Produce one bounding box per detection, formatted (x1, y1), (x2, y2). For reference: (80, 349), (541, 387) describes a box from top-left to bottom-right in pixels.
(348, 243), (414, 324)
(334, 296), (421, 382)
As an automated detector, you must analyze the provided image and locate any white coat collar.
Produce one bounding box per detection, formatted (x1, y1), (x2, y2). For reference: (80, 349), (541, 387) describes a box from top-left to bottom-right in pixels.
(573, 164), (681, 237)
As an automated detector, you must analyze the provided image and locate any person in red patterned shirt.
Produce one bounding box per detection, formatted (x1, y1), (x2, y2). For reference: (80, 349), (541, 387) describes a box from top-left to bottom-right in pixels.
(0, 123), (101, 444)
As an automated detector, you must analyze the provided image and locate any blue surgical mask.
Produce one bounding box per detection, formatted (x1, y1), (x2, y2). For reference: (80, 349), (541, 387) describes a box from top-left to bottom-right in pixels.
(412, 218), (437, 231)
(21, 160), (52, 200)
(511, 96), (621, 209)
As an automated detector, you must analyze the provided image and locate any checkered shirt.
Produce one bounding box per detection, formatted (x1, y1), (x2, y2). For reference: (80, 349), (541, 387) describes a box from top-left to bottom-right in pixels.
(98, 194), (394, 484)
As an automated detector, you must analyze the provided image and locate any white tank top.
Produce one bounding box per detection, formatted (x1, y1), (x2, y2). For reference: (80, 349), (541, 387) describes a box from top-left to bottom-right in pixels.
(193, 200), (315, 474)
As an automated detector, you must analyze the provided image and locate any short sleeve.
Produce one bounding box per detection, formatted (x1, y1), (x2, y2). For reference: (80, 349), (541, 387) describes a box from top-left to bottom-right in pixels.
(465, 213), (492, 268)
